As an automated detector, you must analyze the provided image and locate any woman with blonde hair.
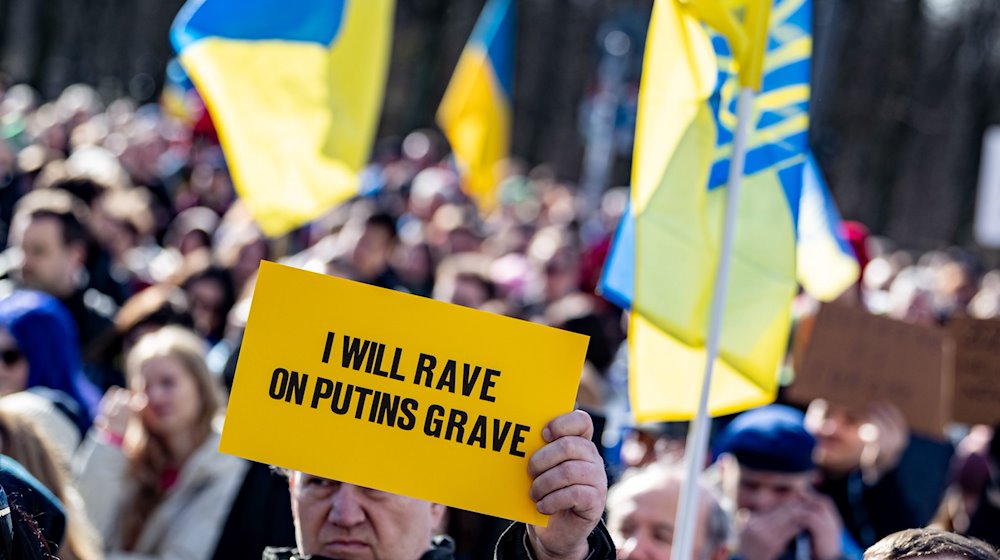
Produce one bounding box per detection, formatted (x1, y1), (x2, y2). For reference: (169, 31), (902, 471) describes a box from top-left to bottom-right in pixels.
(0, 409), (101, 560)
(74, 325), (248, 559)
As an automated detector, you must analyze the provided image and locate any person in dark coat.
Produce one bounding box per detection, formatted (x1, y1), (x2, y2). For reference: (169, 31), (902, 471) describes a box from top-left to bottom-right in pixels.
(262, 410), (614, 560)
(804, 399), (953, 549)
(0, 454), (67, 559)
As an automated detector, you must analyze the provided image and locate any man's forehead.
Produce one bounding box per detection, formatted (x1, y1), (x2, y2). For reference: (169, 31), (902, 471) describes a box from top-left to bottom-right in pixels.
(290, 472), (434, 504)
(16, 214), (63, 240)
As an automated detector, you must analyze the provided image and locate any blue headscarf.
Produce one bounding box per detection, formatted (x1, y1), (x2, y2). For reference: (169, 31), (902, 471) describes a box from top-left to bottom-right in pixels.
(0, 291), (101, 435)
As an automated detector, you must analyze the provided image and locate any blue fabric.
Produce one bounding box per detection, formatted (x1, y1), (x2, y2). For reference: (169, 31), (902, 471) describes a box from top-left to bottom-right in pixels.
(713, 404), (816, 473)
(0, 291), (100, 434)
(841, 528), (863, 560)
(479, 0), (515, 98)
(172, 0), (346, 52)
(597, 205), (635, 310)
(703, 0), (812, 232)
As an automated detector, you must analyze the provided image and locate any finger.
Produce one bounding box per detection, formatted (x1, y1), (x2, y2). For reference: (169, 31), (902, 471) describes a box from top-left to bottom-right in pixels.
(751, 509), (803, 541)
(799, 491), (834, 515)
(867, 403), (890, 427)
(858, 422), (879, 444)
(763, 501), (809, 526)
(130, 391), (148, 412)
(114, 388), (134, 411)
(529, 459), (606, 503)
(869, 401), (905, 431)
(534, 483), (604, 518)
(528, 436), (600, 479)
(100, 387), (124, 408)
(541, 410), (594, 443)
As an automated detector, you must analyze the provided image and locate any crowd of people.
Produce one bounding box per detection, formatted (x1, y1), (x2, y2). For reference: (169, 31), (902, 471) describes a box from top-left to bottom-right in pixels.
(0, 80), (997, 559)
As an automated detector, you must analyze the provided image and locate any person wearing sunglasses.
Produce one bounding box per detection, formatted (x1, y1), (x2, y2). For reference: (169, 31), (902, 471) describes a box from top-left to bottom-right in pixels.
(0, 290), (101, 459)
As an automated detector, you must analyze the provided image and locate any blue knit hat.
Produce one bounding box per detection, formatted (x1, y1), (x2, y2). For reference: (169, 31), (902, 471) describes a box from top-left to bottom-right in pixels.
(713, 404), (816, 473)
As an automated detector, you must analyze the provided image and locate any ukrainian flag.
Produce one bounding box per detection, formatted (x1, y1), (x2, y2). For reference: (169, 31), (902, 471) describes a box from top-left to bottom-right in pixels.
(171, 0), (394, 237)
(600, 0), (858, 421)
(162, 58), (196, 125)
(437, 0), (514, 210)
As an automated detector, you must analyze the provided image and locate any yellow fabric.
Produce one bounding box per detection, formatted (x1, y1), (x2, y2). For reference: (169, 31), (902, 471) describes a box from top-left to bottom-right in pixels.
(179, 1), (393, 236)
(437, 47), (512, 211)
(629, 0), (797, 420)
(684, 0), (772, 90)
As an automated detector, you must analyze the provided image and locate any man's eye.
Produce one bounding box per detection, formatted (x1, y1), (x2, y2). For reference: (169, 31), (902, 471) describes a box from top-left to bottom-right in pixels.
(361, 486), (390, 500)
(653, 528), (674, 544)
(305, 477), (335, 487)
(619, 523), (637, 538)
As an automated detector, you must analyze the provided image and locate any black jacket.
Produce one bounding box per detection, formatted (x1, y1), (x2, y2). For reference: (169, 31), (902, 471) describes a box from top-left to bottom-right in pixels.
(818, 435), (953, 548)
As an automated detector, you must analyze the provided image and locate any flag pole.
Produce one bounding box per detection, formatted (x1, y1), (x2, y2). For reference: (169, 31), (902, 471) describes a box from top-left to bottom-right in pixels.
(670, 86), (756, 560)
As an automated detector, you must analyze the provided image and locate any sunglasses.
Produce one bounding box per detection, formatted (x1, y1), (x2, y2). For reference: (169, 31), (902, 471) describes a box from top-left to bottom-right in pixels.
(0, 349), (22, 367)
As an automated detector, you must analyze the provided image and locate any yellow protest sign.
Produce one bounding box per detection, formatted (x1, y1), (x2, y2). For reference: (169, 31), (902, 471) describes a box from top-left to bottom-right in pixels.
(221, 261), (589, 525)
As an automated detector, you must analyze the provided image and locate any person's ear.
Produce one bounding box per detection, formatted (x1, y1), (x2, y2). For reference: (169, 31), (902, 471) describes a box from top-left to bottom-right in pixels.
(67, 240), (87, 268)
(430, 503), (447, 534)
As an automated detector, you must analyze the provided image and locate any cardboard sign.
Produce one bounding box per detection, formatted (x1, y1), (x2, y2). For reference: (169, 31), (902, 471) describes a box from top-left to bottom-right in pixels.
(221, 261), (588, 525)
(949, 317), (1000, 426)
(786, 303), (952, 437)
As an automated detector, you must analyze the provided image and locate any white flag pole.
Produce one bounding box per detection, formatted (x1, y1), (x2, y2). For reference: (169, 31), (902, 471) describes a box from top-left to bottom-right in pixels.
(670, 86), (756, 560)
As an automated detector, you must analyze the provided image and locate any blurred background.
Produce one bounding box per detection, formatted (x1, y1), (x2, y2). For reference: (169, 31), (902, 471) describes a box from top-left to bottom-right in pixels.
(3, 0), (999, 251)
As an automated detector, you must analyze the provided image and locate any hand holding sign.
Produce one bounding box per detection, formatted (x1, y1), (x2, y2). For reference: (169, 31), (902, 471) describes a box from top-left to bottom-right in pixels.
(528, 410), (607, 560)
(222, 262), (590, 524)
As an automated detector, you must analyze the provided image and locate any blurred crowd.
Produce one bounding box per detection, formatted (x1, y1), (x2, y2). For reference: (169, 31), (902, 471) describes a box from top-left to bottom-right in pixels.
(0, 81), (997, 559)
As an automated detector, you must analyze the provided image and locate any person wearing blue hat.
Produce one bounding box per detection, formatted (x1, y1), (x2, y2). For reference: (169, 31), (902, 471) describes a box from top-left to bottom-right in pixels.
(713, 404), (861, 560)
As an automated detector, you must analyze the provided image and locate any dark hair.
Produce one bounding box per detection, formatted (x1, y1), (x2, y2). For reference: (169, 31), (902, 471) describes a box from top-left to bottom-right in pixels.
(47, 177), (108, 206)
(365, 212), (398, 241)
(8, 501), (56, 559)
(15, 190), (90, 248)
(182, 265), (236, 340)
(864, 529), (999, 560)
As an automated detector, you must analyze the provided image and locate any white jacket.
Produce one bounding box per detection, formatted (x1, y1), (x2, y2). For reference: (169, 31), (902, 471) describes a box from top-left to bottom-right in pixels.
(74, 429), (249, 560)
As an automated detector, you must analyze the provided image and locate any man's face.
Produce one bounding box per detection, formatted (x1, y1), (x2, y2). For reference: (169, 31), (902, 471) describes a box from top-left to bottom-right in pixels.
(735, 466), (814, 513)
(290, 473), (444, 560)
(804, 400), (865, 475)
(352, 226), (394, 280)
(608, 477), (711, 560)
(13, 216), (82, 297)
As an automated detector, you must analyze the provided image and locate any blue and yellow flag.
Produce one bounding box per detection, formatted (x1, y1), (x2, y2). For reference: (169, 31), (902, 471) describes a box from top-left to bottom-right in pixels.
(600, 0), (858, 421)
(162, 58), (197, 125)
(171, 0), (394, 237)
(437, 0), (514, 210)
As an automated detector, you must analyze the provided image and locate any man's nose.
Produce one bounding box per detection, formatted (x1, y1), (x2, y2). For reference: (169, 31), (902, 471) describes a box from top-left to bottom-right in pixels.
(620, 534), (657, 560)
(748, 490), (775, 513)
(327, 484), (367, 527)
